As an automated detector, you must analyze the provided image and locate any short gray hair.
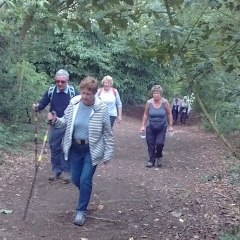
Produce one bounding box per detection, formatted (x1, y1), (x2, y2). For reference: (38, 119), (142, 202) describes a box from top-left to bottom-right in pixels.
(55, 69), (69, 80)
(151, 85), (163, 95)
(101, 75), (113, 85)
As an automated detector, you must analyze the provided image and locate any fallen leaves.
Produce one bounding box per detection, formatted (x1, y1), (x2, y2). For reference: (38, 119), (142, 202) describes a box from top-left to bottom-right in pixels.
(97, 204), (104, 210)
(170, 211), (182, 218)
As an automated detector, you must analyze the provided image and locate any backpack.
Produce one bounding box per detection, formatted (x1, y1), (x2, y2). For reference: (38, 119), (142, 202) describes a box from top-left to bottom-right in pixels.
(48, 85), (76, 101)
(98, 87), (116, 97)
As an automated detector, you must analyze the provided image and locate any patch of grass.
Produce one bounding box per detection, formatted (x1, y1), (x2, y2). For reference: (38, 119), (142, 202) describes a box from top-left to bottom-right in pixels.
(227, 162), (240, 185)
(198, 172), (224, 182)
(219, 226), (240, 240)
(0, 153), (4, 165)
(0, 122), (43, 153)
(199, 160), (240, 185)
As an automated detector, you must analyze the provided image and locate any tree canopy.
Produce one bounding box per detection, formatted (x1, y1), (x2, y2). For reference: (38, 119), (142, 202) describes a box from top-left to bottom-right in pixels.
(0, 0), (239, 155)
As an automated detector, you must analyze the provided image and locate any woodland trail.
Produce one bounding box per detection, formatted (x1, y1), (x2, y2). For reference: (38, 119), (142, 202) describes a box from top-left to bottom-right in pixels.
(0, 113), (239, 240)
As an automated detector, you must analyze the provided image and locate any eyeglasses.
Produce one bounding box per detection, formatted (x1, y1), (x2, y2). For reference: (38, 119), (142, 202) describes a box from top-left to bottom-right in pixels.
(56, 80), (67, 84)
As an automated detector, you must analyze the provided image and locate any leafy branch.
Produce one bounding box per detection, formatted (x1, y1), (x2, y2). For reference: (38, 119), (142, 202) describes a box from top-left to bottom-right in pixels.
(181, 4), (209, 51)
(164, 0), (238, 159)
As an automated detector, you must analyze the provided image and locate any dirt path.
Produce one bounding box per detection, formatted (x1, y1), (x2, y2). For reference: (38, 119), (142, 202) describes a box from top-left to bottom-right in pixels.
(0, 114), (239, 240)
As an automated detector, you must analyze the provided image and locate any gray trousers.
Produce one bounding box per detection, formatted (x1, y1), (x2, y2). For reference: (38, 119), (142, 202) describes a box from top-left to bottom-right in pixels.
(49, 126), (69, 173)
(146, 125), (167, 164)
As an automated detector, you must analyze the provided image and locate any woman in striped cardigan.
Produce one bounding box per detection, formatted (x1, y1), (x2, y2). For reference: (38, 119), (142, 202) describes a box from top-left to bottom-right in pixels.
(48, 77), (114, 226)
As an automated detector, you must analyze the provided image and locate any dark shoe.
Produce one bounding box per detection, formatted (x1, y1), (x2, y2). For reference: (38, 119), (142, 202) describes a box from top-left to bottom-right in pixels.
(48, 172), (61, 181)
(56, 172), (62, 179)
(74, 211), (87, 226)
(156, 158), (162, 167)
(48, 174), (55, 181)
(62, 172), (70, 184)
(146, 162), (154, 168)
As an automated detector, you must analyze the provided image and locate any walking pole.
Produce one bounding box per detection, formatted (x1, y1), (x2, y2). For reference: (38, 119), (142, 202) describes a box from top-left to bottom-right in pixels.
(23, 113), (50, 220)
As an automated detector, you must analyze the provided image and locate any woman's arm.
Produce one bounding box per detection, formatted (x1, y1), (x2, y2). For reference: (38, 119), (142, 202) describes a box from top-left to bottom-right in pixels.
(140, 100), (150, 131)
(117, 106), (122, 121)
(164, 99), (173, 131)
(115, 89), (122, 121)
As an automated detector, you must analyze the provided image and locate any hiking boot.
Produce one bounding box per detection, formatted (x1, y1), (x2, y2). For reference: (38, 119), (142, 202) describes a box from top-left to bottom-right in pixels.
(74, 211), (87, 226)
(146, 162), (154, 168)
(48, 174), (55, 181)
(48, 172), (61, 181)
(56, 172), (62, 179)
(62, 172), (70, 184)
(156, 157), (162, 167)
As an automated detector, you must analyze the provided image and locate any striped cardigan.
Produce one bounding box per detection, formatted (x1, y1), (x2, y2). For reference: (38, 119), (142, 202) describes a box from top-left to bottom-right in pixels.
(54, 95), (114, 166)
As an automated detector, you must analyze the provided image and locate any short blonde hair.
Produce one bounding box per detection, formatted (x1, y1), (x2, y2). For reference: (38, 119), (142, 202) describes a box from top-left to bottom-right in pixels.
(101, 75), (113, 86)
(151, 85), (163, 95)
(80, 76), (98, 94)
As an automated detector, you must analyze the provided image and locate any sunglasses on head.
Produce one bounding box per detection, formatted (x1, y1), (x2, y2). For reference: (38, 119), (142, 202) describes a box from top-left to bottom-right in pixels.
(56, 80), (67, 84)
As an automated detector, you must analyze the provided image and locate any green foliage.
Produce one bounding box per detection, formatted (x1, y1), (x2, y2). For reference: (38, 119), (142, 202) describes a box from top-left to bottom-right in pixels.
(0, 2), (240, 238)
(219, 226), (240, 240)
(0, 123), (33, 151)
(199, 171), (223, 182)
(227, 161), (240, 185)
(196, 71), (240, 134)
(26, 26), (167, 104)
(0, 0), (240, 150)
(200, 158), (240, 185)
(0, 58), (48, 123)
(0, 152), (4, 165)
(144, 0), (240, 137)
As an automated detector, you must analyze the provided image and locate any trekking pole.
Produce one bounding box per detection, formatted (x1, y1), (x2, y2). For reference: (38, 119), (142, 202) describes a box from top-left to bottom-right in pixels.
(23, 114), (51, 220)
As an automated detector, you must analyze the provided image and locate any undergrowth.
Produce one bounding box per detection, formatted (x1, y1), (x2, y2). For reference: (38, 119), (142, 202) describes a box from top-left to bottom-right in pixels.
(219, 226), (240, 240)
(0, 121), (47, 162)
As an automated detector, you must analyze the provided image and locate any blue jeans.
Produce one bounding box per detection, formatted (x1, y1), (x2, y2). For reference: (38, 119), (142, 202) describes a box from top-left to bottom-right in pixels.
(69, 141), (97, 212)
(110, 116), (116, 128)
(49, 127), (69, 173)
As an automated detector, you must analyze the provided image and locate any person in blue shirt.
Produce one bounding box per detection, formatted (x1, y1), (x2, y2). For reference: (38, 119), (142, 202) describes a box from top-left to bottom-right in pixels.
(32, 69), (79, 183)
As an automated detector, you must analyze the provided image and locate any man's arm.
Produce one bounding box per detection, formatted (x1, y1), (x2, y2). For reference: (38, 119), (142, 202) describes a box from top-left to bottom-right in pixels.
(32, 90), (50, 111)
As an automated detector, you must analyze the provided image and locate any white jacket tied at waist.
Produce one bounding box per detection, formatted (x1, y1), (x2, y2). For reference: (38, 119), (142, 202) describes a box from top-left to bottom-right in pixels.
(54, 95), (114, 166)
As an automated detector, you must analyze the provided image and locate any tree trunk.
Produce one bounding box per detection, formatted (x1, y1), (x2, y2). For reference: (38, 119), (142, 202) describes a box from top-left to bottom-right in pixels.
(14, 10), (36, 122)
(164, 0), (238, 158)
(14, 64), (24, 121)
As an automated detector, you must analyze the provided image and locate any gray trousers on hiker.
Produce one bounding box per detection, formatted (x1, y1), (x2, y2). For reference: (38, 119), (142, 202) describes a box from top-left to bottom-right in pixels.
(49, 126), (69, 174)
(146, 125), (167, 164)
